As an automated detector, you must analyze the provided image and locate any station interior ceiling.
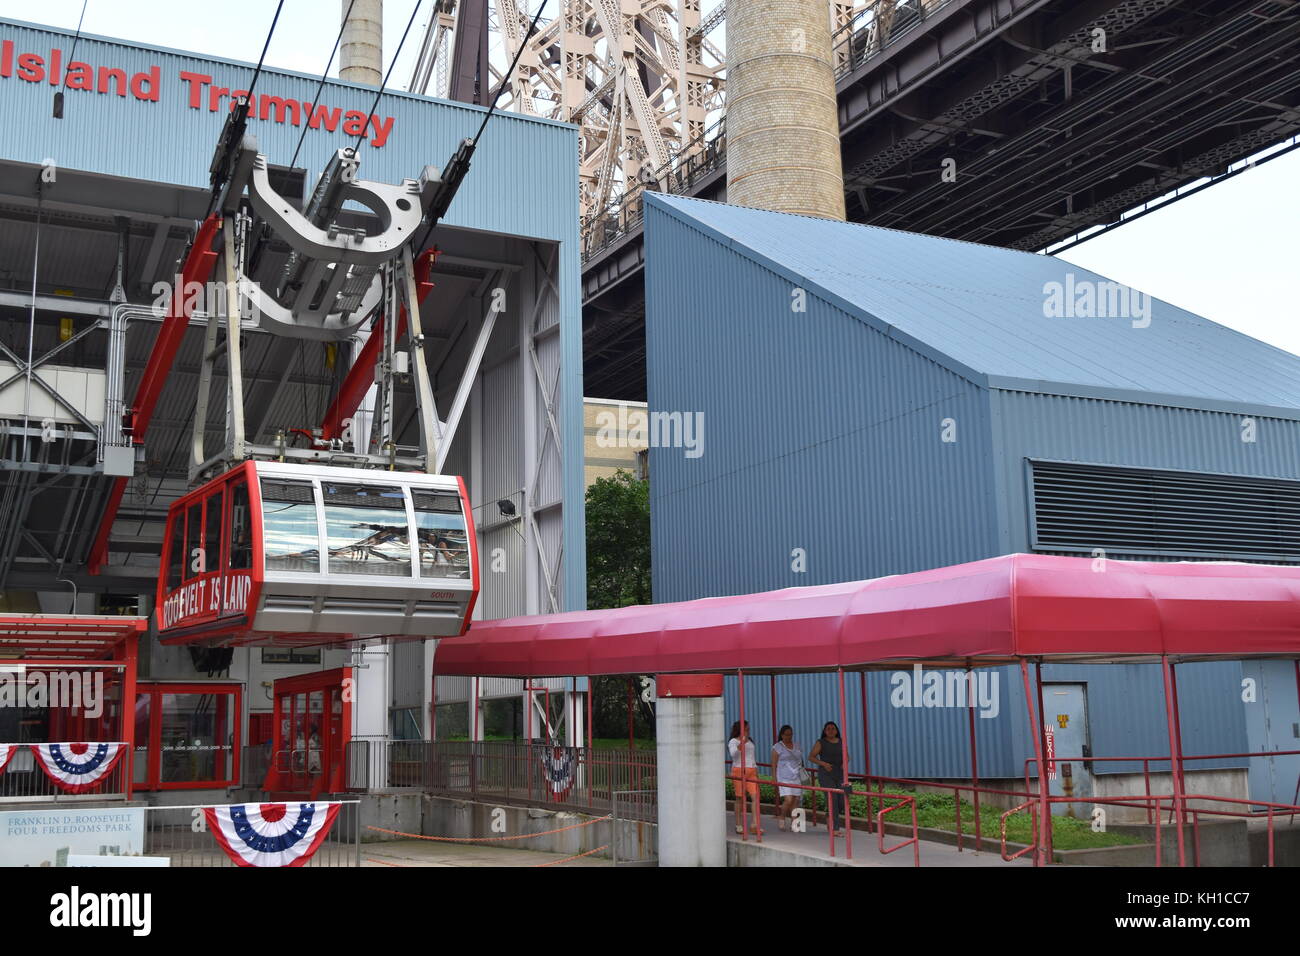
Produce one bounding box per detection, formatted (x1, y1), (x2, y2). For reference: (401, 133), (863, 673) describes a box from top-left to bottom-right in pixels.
(0, 157), (538, 596)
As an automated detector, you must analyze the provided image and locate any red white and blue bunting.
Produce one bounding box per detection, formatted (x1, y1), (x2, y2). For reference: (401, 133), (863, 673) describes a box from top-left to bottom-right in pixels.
(0, 744), (16, 774)
(31, 742), (127, 793)
(539, 745), (576, 800)
(205, 803), (342, 868)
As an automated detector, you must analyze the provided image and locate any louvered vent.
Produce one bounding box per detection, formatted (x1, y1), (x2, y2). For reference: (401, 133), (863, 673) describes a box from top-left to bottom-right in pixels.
(1029, 460), (1300, 562)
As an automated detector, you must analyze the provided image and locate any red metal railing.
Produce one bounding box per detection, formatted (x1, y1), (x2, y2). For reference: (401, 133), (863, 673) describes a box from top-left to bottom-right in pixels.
(1023, 748), (1300, 825)
(877, 794), (920, 865)
(1000, 801), (1038, 861)
(724, 768), (867, 860)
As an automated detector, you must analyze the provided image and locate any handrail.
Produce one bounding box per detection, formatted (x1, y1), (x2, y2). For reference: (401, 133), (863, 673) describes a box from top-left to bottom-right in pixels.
(876, 794), (920, 866)
(1000, 801), (1038, 861)
(725, 771), (853, 860)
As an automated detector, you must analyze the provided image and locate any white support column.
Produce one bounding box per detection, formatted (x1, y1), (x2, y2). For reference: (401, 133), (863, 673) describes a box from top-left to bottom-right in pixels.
(471, 677), (484, 742)
(656, 675), (726, 867)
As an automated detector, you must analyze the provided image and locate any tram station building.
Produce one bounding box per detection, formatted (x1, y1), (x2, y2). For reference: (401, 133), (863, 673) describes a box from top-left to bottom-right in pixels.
(644, 193), (1300, 808)
(0, 16), (583, 805)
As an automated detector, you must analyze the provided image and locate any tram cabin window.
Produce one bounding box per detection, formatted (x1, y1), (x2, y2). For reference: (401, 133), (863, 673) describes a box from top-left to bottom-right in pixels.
(229, 481), (253, 570)
(261, 479), (320, 573)
(184, 502), (202, 579)
(205, 490), (224, 573)
(413, 491), (470, 578)
(167, 509), (184, 590)
(323, 482), (411, 576)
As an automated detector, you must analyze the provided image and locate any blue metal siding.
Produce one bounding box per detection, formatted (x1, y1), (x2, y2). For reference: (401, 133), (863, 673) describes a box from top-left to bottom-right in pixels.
(723, 663), (1247, 780)
(724, 671), (1023, 781)
(990, 390), (1300, 558)
(1037, 662), (1248, 775)
(645, 200), (999, 604)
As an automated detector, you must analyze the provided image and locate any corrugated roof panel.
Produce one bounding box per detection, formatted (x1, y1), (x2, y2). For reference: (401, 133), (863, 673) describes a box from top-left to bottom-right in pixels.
(648, 194), (1300, 413)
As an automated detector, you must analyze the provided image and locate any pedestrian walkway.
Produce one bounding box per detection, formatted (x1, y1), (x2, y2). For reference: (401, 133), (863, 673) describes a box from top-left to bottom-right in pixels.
(727, 812), (1029, 867)
(361, 838), (608, 867)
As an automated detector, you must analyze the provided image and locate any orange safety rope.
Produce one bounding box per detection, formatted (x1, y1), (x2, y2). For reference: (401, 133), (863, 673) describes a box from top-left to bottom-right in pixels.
(365, 814), (611, 842)
(533, 844), (608, 867)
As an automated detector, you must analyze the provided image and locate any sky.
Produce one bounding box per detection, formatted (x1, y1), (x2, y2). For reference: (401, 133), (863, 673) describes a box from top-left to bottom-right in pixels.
(2, 0), (1298, 356)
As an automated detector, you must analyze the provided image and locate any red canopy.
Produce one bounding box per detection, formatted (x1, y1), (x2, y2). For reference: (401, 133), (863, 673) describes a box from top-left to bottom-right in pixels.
(433, 553), (1300, 677)
(0, 614), (147, 662)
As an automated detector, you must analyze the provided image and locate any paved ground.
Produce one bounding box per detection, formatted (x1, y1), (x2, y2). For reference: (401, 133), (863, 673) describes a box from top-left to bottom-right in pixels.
(728, 811), (1029, 867)
(357, 819), (1027, 867)
(360, 838), (609, 867)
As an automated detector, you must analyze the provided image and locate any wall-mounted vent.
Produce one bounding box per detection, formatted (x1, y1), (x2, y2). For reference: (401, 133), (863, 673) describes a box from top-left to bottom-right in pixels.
(1029, 460), (1300, 562)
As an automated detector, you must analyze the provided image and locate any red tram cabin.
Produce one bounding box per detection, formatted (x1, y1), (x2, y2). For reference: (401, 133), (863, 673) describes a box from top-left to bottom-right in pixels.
(157, 461), (479, 647)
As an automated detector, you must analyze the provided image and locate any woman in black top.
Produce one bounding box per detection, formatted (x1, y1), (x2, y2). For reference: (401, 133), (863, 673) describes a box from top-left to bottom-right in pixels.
(808, 721), (848, 836)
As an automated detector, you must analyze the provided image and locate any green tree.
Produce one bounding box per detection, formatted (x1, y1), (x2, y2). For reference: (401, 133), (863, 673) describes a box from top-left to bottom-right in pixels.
(586, 469), (651, 609)
(586, 469), (654, 740)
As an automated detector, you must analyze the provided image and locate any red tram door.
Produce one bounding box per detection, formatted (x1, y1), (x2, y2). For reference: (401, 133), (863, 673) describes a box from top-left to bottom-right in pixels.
(266, 668), (352, 798)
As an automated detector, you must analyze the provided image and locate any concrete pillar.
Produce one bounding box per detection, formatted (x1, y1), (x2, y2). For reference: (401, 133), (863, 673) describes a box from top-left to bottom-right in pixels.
(340, 0), (384, 87)
(725, 0), (846, 220)
(656, 675), (726, 867)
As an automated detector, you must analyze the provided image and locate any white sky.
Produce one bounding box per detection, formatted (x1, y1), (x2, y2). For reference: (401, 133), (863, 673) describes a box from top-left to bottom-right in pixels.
(3, 0), (1298, 357)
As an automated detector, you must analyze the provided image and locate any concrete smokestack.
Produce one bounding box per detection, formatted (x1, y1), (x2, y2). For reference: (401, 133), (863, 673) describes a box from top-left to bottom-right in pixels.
(725, 0), (846, 220)
(340, 0), (384, 87)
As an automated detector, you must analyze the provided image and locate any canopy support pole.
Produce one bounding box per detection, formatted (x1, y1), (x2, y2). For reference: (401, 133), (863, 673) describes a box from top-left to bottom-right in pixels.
(769, 674), (777, 750)
(838, 666), (852, 860)
(1034, 661), (1054, 862)
(737, 670), (748, 840)
(1020, 660), (1049, 866)
(1162, 655), (1188, 866)
(861, 670), (874, 831)
(967, 664), (981, 851)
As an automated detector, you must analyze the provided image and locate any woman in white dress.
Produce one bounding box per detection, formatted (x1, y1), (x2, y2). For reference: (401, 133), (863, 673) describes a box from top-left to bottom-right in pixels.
(771, 725), (805, 831)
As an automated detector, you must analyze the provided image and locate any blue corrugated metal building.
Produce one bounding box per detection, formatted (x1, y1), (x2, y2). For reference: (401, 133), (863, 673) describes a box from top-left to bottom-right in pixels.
(644, 193), (1300, 802)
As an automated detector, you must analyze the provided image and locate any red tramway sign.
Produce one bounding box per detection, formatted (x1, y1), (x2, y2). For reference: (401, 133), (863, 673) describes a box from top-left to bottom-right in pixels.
(156, 460), (478, 647)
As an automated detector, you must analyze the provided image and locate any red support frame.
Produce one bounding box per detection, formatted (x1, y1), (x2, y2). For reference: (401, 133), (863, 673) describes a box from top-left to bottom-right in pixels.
(134, 681), (243, 791)
(119, 632), (138, 800)
(89, 215), (223, 574)
(320, 248), (438, 442)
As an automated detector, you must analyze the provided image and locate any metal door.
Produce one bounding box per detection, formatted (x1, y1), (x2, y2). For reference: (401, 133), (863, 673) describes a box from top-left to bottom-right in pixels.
(1044, 683), (1092, 817)
(1242, 661), (1300, 806)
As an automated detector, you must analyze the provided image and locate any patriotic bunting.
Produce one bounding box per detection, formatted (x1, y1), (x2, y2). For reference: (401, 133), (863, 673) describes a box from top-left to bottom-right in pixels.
(31, 742), (126, 793)
(0, 743), (16, 774)
(205, 802), (341, 867)
(539, 745), (576, 800)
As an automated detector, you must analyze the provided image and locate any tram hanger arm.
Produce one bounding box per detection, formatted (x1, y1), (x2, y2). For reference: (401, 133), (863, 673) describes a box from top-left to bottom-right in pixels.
(318, 247), (438, 444)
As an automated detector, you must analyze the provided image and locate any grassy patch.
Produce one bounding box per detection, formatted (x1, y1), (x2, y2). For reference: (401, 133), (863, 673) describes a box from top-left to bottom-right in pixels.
(727, 782), (1144, 850)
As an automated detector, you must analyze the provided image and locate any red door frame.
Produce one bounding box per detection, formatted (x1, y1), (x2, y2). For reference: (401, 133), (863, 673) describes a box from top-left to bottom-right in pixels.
(268, 667), (353, 795)
(133, 681), (243, 791)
